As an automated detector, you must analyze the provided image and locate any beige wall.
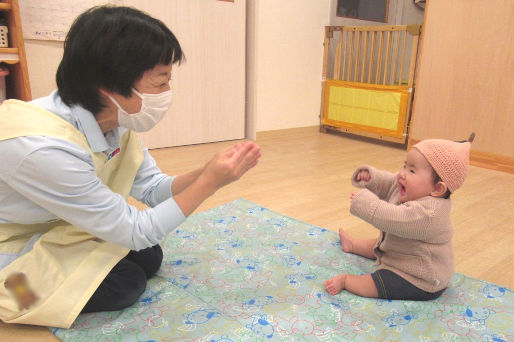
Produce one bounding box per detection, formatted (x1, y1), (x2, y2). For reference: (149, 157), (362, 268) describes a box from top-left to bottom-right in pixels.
(410, 0), (514, 167)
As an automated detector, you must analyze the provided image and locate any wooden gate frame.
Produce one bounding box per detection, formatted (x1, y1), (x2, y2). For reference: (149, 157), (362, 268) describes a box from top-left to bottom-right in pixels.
(320, 25), (421, 144)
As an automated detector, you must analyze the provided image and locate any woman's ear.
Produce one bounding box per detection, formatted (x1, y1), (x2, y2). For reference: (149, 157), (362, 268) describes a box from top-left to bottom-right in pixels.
(431, 181), (448, 198)
(98, 88), (112, 97)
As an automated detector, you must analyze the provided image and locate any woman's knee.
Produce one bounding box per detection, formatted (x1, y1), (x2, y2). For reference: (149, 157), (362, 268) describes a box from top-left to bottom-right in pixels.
(121, 265), (147, 307)
(126, 245), (163, 278)
(82, 259), (147, 313)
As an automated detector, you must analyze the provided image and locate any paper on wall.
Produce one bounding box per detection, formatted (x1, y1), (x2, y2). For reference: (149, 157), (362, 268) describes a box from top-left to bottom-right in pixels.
(19, 0), (124, 41)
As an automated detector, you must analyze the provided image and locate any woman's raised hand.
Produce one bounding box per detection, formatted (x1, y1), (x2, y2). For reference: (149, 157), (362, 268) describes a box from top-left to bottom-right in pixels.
(201, 141), (261, 192)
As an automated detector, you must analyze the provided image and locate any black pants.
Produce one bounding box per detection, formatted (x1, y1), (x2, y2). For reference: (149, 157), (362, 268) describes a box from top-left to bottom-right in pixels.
(81, 245), (163, 313)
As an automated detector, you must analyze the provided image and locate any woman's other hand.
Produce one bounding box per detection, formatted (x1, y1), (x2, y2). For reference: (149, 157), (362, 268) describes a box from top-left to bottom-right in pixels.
(173, 141), (261, 217)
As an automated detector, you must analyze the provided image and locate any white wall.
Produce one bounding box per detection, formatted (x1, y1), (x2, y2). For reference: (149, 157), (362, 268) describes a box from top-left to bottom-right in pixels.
(25, 40), (62, 99)
(24, 1), (331, 138)
(23, 1), (423, 138)
(246, 0), (422, 133)
(246, 0), (330, 133)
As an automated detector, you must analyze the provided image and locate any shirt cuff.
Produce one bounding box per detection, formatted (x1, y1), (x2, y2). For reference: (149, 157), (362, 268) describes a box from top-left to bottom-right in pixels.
(153, 176), (174, 204)
(153, 196), (187, 235)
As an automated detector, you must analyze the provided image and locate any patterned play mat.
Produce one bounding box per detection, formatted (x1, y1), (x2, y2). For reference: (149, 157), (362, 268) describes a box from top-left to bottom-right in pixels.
(53, 199), (513, 341)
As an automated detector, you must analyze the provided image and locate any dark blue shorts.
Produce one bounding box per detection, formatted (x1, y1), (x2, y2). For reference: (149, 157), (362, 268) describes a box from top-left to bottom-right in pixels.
(371, 269), (445, 301)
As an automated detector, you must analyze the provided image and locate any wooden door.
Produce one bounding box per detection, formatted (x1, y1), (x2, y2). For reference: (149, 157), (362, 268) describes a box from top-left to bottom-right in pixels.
(123, 0), (246, 148)
(408, 0), (514, 172)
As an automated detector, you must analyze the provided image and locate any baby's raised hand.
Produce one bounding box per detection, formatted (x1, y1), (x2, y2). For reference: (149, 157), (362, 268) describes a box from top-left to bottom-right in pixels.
(356, 170), (370, 182)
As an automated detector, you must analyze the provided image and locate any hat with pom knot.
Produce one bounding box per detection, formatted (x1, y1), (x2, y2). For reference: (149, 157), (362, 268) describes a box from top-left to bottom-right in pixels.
(413, 133), (475, 193)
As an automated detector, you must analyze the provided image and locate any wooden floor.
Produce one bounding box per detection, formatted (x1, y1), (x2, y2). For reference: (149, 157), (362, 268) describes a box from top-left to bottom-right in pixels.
(2, 126), (513, 341)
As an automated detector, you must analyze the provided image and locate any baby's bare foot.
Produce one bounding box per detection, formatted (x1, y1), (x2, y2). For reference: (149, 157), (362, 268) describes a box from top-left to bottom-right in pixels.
(324, 274), (346, 295)
(339, 228), (353, 253)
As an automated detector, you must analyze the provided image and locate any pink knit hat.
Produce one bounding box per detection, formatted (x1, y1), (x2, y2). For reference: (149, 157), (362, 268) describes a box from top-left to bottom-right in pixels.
(413, 134), (474, 193)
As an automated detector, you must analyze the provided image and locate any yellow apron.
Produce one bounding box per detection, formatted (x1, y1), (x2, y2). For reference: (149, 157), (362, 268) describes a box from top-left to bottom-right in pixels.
(0, 100), (144, 328)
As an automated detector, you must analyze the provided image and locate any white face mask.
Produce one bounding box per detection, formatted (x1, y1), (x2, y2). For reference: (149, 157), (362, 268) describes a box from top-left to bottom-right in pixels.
(110, 88), (173, 132)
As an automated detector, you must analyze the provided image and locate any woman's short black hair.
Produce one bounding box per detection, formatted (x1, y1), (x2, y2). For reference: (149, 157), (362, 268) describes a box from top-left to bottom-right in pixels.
(56, 6), (183, 115)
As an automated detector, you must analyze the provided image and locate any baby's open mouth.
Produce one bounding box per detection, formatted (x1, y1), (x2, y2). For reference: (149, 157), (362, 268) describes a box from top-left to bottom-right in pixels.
(399, 183), (406, 195)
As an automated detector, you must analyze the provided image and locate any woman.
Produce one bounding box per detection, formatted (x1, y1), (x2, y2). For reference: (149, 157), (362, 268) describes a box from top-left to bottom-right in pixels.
(0, 6), (260, 328)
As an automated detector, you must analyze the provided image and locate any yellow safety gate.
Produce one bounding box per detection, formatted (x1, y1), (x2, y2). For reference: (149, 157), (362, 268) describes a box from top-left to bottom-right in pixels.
(320, 25), (421, 144)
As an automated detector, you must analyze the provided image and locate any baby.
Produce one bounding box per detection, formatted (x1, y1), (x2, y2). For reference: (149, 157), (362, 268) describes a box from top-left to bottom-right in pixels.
(324, 134), (474, 300)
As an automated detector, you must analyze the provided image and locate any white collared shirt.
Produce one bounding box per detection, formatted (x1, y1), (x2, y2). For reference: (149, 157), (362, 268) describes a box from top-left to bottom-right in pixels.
(0, 91), (186, 255)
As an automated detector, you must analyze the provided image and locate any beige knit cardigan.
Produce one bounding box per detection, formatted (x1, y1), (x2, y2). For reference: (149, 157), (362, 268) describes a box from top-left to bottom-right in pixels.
(350, 165), (454, 293)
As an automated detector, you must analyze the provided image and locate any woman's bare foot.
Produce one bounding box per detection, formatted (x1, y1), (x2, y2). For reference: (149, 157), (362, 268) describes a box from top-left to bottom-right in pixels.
(339, 228), (353, 253)
(324, 274), (346, 295)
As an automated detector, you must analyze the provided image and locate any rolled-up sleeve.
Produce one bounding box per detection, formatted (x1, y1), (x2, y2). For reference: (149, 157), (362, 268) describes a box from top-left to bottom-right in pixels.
(130, 148), (175, 207)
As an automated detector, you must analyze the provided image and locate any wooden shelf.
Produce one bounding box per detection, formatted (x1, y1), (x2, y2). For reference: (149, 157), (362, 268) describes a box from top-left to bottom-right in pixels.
(0, 0), (31, 101)
(0, 47), (20, 64)
(0, 47), (17, 53)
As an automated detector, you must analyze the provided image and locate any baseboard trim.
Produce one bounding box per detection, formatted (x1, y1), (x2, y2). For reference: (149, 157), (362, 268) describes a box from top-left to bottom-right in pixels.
(408, 138), (514, 174)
